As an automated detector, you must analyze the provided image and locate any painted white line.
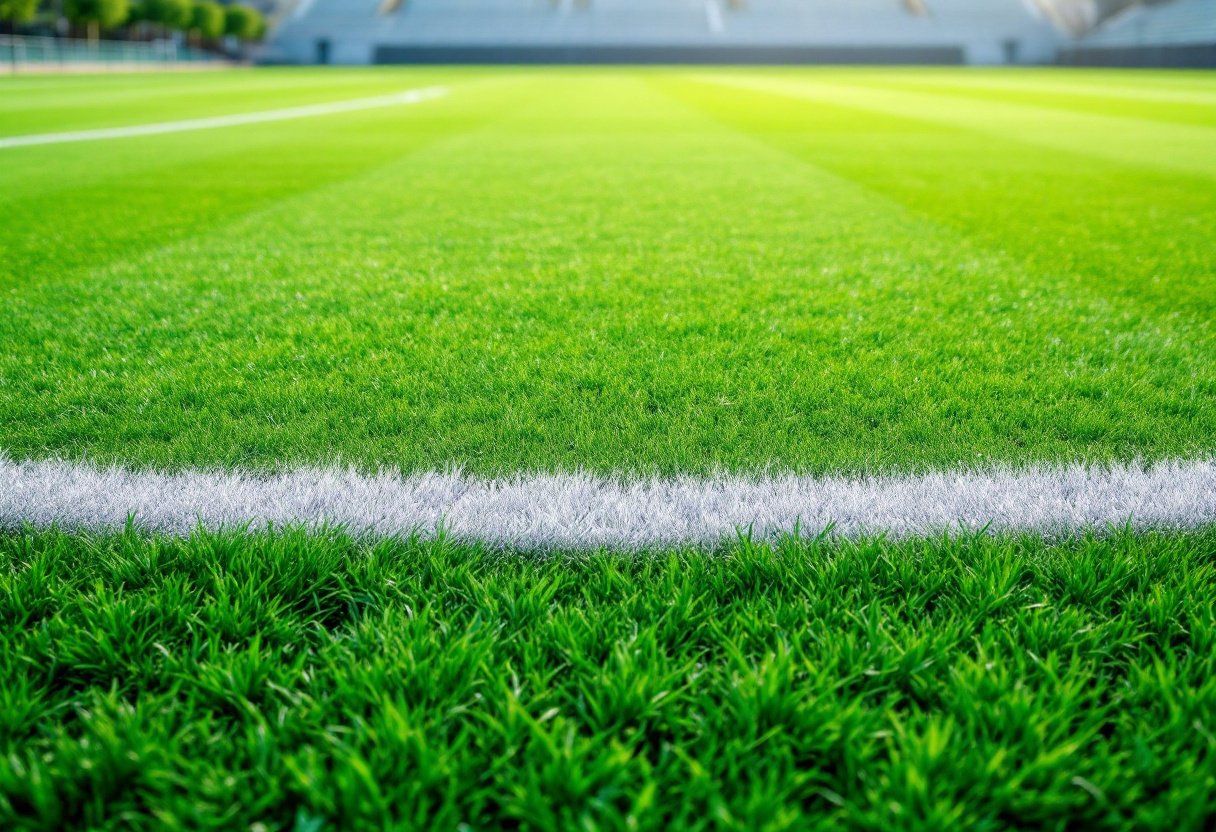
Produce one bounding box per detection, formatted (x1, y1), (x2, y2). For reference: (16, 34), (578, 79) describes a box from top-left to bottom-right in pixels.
(0, 86), (448, 150)
(2, 458), (1214, 548)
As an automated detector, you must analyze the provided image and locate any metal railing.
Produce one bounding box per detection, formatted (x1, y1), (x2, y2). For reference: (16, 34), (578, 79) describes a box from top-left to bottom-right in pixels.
(1, 34), (230, 70)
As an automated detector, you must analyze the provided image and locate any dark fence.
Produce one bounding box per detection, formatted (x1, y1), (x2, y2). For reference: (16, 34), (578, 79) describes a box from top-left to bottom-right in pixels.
(373, 44), (965, 65)
(1058, 43), (1216, 68)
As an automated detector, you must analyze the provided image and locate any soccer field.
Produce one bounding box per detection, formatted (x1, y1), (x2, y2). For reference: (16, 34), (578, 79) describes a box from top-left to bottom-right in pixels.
(2, 67), (1216, 829)
(4, 68), (1216, 479)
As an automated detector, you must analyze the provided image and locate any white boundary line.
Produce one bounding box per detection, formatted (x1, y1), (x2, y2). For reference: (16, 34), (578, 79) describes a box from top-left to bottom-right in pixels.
(2, 457), (1214, 548)
(0, 86), (448, 150)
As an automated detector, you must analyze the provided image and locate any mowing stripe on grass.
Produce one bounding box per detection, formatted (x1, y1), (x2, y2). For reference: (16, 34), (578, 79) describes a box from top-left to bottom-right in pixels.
(696, 73), (1216, 179)
(3, 458), (1214, 548)
(0, 86), (449, 149)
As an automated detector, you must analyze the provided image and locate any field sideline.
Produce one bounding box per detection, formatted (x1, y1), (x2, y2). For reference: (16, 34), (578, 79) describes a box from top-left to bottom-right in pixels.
(2, 67), (1216, 829)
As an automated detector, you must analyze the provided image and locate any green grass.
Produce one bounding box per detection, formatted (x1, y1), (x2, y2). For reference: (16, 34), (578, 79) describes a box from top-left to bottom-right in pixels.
(3, 528), (1216, 831)
(3, 67), (1216, 829)
(2, 68), (1214, 475)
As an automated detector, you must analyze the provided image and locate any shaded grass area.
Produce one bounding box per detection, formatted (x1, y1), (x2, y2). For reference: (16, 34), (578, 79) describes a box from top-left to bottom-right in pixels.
(2, 70), (1215, 475)
(3, 527), (1216, 830)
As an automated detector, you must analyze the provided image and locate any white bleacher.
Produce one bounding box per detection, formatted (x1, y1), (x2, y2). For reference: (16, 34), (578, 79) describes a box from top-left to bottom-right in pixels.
(1079, 0), (1216, 47)
(271, 0), (1065, 65)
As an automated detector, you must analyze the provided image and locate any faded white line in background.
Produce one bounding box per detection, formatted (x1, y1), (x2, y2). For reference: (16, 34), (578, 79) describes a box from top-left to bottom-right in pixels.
(3, 457), (1214, 548)
(0, 86), (448, 150)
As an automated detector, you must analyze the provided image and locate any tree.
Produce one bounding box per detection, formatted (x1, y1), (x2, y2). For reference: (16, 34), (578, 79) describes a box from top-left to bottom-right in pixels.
(0, 0), (41, 25)
(64, 0), (129, 41)
(223, 3), (262, 41)
(138, 0), (190, 31)
(189, 0), (222, 39)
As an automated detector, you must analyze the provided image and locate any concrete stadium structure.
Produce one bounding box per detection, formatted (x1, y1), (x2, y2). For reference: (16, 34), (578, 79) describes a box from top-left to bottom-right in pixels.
(269, 0), (1216, 66)
(1061, 0), (1216, 66)
(271, 0), (1070, 66)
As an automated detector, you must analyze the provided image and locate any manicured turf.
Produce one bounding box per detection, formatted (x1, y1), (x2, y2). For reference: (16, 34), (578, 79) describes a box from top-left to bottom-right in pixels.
(2, 68), (1214, 475)
(3, 529), (1216, 831)
(3, 68), (1216, 829)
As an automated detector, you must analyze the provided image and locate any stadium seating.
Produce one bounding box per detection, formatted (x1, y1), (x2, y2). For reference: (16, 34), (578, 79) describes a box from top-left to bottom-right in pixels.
(1060, 0), (1216, 65)
(270, 0), (1065, 65)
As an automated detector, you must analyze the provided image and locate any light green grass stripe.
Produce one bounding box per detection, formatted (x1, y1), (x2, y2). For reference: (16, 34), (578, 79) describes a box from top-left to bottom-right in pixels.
(848, 69), (1216, 107)
(850, 76), (1216, 129)
(695, 72), (1216, 178)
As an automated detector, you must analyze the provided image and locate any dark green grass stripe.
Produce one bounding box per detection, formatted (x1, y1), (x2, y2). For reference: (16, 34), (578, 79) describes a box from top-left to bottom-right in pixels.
(3, 527), (1216, 830)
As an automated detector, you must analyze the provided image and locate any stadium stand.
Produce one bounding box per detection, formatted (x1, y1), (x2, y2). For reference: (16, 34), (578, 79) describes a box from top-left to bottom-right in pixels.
(269, 0), (1067, 65)
(1059, 0), (1216, 66)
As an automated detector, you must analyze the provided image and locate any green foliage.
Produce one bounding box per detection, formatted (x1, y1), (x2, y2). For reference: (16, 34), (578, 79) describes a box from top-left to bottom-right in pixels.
(223, 2), (262, 39)
(62, 0), (128, 29)
(0, 0), (40, 24)
(0, 69), (1212, 476)
(188, 0), (222, 38)
(136, 0), (190, 28)
(1, 527), (1215, 830)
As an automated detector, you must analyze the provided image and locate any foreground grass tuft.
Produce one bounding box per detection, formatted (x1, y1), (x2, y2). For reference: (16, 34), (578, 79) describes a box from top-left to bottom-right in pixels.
(2, 527), (1215, 830)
